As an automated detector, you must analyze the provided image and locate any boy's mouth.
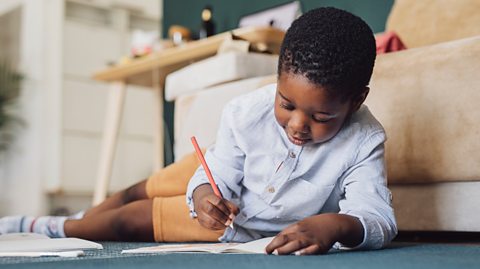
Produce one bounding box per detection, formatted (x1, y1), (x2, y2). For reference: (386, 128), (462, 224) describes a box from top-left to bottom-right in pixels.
(287, 133), (311, 146)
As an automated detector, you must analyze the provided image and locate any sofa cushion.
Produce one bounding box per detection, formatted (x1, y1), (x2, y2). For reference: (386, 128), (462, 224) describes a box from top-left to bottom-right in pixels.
(173, 37), (480, 185)
(165, 52), (278, 101)
(386, 0), (480, 48)
(174, 76), (274, 160)
(366, 36), (480, 184)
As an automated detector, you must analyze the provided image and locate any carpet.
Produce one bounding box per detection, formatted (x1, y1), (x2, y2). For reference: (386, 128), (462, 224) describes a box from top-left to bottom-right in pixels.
(1, 242), (478, 269)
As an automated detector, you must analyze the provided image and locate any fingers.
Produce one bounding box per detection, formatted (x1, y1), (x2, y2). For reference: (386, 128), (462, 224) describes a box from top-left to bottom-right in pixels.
(265, 232), (325, 255)
(265, 233), (290, 253)
(294, 245), (321, 256)
(266, 233), (306, 255)
(265, 223), (302, 253)
(209, 196), (233, 220)
(224, 199), (240, 218)
(197, 195), (238, 230)
(197, 210), (229, 230)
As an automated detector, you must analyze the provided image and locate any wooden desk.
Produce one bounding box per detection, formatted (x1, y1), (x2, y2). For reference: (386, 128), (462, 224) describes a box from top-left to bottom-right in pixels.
(91, 27), (284, 205)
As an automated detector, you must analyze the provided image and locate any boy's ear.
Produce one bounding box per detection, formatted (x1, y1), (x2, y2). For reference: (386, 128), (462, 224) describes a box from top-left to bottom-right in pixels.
(351, 87), (369, 112)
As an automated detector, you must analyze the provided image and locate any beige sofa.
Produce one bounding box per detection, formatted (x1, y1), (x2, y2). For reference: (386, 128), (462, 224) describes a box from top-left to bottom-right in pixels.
(367, 36), (480, 231)
(168, 0), (480, 232)
(171, 36), (480, 232)
(385, 0), (480, 49)
(372, 0), (480, 232)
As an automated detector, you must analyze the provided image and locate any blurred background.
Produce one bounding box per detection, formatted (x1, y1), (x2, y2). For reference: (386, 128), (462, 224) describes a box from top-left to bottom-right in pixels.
(0, 0), (393, 217)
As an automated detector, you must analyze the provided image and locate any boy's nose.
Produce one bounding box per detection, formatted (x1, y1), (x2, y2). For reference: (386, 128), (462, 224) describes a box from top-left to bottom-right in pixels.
(289, 113), (310, 133)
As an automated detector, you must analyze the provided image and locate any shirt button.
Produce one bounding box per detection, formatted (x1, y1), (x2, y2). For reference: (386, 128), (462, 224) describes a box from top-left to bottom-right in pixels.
(289, 151), (296, 158)
(267, 186), (275, 193)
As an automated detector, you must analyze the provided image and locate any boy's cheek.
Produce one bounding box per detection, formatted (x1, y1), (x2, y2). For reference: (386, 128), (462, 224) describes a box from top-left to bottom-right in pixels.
(274, 112), (287, 128)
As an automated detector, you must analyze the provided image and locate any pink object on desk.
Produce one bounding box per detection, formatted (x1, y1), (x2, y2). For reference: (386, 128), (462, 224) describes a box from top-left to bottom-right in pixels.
(376, 31), (407, 54)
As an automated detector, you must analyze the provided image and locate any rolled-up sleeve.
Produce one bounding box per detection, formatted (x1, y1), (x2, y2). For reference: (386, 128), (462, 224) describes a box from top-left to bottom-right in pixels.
(337, 131), (398, 249)
(186, 101), (246, 216)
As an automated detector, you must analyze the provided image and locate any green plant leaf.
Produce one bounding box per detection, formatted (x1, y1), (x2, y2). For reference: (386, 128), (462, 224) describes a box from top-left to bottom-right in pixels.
(0, 61), (23, 153)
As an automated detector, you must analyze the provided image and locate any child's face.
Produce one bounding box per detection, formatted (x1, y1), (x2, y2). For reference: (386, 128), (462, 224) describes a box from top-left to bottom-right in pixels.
(274, 73), (360, 146)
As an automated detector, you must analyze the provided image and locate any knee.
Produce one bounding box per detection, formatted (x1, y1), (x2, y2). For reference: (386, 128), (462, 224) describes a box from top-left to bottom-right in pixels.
(111, 201), (153, 241)
(112, 213), (144, 241)
(122, 181), (147, 204)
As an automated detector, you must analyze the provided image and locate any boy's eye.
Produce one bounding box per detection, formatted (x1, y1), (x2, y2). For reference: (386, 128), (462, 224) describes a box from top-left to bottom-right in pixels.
(280, 103), (294, 110)
(312, 116), (331, 123)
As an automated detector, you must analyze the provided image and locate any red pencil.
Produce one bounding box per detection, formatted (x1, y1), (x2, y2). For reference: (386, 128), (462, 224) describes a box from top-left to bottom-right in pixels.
(190, 136), (222, 198)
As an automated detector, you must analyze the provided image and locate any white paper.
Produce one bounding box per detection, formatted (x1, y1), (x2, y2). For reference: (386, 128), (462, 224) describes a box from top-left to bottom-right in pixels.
(0, 250), (85, 257)
(122, 237), (274, 254)
(0, 233), (103, 252)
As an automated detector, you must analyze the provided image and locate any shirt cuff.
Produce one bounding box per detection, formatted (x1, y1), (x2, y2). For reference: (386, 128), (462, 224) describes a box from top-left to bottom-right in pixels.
(186, 195), (198, 218)
(186, 167), (233, 219)
(186, 172), (210, 219)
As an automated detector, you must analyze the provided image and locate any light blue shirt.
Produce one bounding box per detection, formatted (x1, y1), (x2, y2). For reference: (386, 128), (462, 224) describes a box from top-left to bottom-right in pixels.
(186, 84), (397, 249)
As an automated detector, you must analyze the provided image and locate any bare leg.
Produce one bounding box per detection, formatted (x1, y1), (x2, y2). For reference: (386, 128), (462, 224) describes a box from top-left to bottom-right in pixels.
(65, 199), (154, 241)
(83, 180), (148, 218)
(61, 152), (203, 241)
(82, 151), (202, 219)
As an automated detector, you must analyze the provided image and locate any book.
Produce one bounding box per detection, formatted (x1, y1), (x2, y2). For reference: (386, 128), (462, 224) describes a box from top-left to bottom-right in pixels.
(0, 233), (103, 257)
(0, 250), (85, 257)
(122, 236), (274, 254)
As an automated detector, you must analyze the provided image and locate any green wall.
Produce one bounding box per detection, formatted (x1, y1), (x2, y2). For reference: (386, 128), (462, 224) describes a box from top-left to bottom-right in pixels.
(163, 0), (394, 38)
(162, 0), (394, 164)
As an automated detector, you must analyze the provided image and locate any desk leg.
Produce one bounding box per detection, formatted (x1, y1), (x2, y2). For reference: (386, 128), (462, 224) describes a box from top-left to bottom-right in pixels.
(92, 81), (127, 206)
(152, 69), (164, 172)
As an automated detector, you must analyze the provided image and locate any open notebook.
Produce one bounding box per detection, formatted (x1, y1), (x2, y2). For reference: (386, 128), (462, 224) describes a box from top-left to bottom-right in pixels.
(122, 236), (274, 254)
(0, 233), (103, 257)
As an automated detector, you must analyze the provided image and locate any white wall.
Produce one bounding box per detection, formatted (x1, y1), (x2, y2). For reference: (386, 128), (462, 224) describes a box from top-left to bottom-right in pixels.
(0, 0), (162, 216)
(0, 0), (52, 215)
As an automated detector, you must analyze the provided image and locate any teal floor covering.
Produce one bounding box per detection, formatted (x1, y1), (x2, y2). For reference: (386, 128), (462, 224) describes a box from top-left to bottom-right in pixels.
(1, 242), (479, 269)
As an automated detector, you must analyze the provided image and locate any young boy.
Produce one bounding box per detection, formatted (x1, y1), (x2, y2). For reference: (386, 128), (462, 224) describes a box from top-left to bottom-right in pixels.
(0, 7), (396, 254)
(188, 7), (396, 255)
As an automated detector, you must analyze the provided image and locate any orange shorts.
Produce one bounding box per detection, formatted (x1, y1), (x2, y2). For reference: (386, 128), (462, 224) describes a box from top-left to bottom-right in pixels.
(145, 151), (224, 242)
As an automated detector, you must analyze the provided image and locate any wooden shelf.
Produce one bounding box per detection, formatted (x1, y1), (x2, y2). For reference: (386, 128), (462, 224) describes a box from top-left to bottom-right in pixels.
(92, 26), (285, 87)
(90, 26), (284, 205)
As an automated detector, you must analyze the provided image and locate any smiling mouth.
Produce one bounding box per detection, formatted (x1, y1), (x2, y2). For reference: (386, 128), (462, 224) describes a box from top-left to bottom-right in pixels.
(287, 133), (311, 145)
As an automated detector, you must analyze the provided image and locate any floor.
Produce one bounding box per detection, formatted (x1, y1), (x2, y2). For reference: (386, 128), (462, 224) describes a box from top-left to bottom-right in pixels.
(1, 238), (480, 269)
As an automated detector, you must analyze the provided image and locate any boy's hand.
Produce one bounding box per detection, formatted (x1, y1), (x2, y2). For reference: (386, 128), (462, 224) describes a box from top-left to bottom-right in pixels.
(192, 184), (239, 230)
(265, 213), (364, 255)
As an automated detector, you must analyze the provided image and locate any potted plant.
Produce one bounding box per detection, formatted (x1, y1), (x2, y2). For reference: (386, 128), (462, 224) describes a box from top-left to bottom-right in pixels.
(0, 62), (23, 153)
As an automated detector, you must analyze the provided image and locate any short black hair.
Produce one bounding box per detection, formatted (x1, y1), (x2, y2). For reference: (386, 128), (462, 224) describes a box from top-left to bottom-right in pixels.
(278, 7), (376, 101)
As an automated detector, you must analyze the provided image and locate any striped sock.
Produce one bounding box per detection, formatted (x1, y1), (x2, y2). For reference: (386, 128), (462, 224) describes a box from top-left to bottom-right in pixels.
(0, 216), (25, 234)
(29, 216), (68, 238)
(68, 210), (86, 220)
(0, 215), (67, 238)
